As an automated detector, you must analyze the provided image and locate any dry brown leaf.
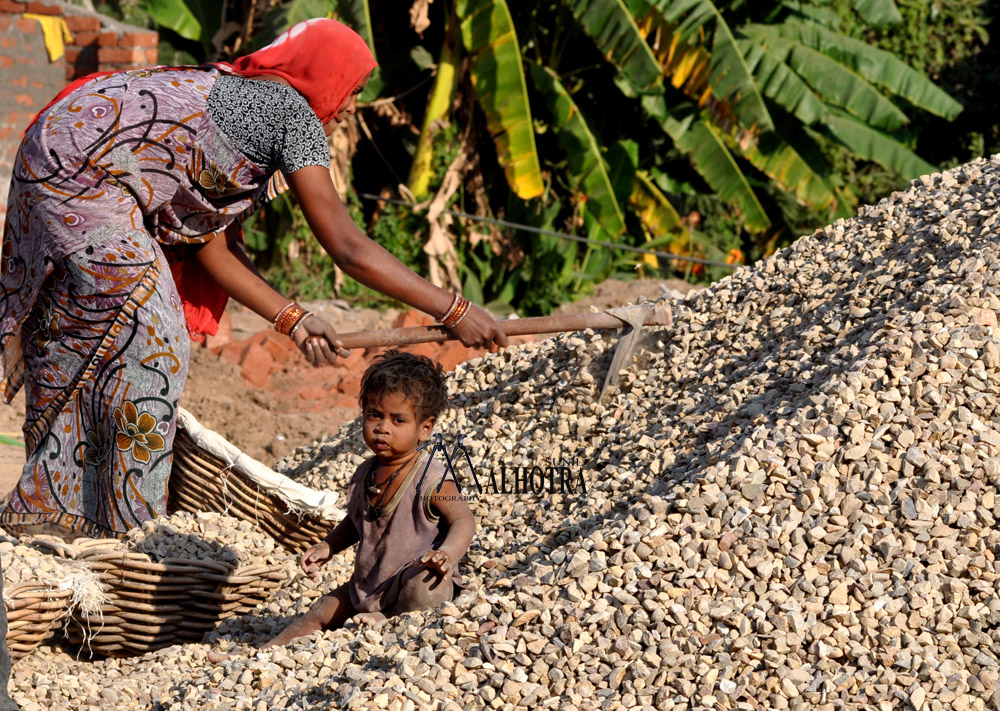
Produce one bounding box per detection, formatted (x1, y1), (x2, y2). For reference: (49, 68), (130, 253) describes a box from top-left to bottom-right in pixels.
(410, 0), (433, 36)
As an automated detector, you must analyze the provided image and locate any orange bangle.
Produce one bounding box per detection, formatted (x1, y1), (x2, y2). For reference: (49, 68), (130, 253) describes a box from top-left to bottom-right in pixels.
(288, 311), (313, 337)
(273, 302), (295, 327)
(274, 303), (307, 336)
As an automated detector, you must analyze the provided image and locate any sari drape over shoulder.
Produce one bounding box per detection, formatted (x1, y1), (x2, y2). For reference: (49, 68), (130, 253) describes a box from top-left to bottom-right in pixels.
(0, 67), (285, 536)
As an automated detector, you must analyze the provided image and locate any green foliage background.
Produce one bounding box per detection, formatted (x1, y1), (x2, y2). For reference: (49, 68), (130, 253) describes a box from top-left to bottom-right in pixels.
(99, 0), (1000, 314)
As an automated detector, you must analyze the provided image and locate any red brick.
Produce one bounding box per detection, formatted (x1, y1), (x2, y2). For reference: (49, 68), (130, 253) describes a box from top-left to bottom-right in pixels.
(248, 330), (272, 347)
(121, 31), (158, 48)
(0, 18), (11, 31)
(300, 387), (327, 401)
(16, 19), (36, 33)
(144, 48), (158, 64)
(67, 64), (97, 81)
(71, 31), (100, 47)
(337, 346), (366, 370)
(437, 342), (471, 372)
(404, 342), (440, 362)
(98, 31), (118, 47)
(25, 0), (60, 13)
(65, 15), (101, 33)
(338, 370), (362, 398)
(240, 343), (273, 389)
(262, 337), (291, 366)
(392, 309), (434, 329)
(98, 47), (145, 64)
(267, 330), (298, 352)
(204, 311), (232, 352)
(218, 340), (250, 366)
(0, 1), (27, 12)
(333, 394), (359, 410)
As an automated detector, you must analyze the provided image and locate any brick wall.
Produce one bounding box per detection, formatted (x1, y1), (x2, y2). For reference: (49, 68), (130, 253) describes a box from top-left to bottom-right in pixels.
(0, 1), (157, 224)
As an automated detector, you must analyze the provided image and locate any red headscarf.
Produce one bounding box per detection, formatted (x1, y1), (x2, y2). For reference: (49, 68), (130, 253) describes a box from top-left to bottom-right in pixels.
(225, 18), (377, 124)
(177, 19), (377, 343)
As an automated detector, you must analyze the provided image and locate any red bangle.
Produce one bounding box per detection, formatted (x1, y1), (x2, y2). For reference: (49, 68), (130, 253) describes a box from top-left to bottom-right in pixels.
(439, 293), (460, 324)
(441, 296), (470, 329)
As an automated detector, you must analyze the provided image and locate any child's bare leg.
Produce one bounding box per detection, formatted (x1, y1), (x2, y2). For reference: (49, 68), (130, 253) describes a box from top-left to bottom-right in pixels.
(386, 565), (453, 616)
(259, 583), (355, 649)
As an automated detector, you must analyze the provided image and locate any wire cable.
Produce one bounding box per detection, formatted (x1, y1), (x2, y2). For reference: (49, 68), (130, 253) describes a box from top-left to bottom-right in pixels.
(356, 192), (739, 270)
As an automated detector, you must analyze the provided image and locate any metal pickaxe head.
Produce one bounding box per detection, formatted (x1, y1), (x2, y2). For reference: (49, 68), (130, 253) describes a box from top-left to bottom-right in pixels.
(599, 302), (671, 401)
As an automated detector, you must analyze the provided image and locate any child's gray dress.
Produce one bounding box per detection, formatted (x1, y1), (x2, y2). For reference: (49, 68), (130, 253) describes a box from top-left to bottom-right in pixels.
(347, 450), (465, 613)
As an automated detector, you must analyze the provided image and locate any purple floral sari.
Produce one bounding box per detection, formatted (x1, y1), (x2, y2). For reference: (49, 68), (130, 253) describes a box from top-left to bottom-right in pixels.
(0, 66), (284, 536)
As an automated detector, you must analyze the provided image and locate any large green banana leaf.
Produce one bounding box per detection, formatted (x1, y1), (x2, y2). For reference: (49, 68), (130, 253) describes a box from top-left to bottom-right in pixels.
(408, 13), (460, 199)
(527, 64), (626, 242)
(773, 20), (962, 120)
(777, 1), (843, 28)
(457, 0), (543, 199)
(678, 118), (769, 232)
(733, 122), (850, 217)
(743, 24), (909, 132)
(739, 38), (827, 126)
(254, 0), (334, 48)
(823, 108), (936, 178)
(850, 0), (902, 26)
(647, 0), (774, 133)
(338, 0), (383, 100)
(141, 0), (222, 44)
(564, 0), (663, 93)
(646, 97), (770, 233)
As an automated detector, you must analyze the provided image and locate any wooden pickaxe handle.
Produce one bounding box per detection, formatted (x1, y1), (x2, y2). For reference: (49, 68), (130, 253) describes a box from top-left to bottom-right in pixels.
(334, 304), (671, 350)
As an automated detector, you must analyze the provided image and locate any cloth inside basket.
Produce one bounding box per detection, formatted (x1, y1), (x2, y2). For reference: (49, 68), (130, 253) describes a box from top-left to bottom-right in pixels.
(176, 408), (341, 520)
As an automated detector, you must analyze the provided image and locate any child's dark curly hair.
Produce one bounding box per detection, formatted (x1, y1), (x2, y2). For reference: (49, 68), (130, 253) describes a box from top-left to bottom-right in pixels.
(359, 349), (448, 422)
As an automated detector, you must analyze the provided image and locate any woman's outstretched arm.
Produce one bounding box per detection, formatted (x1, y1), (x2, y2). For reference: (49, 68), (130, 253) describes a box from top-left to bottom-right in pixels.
(286, 165), (508, 351)
(193, 221), (347, 364)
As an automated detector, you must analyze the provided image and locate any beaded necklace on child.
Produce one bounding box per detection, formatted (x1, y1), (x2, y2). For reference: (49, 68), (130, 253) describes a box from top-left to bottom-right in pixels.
(365, 452), (419, 517)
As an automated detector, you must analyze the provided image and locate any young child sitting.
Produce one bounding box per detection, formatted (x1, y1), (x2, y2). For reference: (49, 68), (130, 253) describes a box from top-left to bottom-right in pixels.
(261, 350), (474, 647)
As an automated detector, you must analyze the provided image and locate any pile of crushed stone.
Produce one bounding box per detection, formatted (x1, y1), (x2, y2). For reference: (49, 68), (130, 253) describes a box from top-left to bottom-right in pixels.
(8, 156), (1000, 711)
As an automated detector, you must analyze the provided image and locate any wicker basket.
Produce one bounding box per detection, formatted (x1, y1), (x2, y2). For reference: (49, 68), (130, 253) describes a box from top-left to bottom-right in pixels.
(5, 582), (74, 659)
(168, 409), (340, 554)
(53, 539), (286, 657)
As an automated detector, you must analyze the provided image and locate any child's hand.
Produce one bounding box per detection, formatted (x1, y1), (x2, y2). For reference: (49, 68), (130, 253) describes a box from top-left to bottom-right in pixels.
(301, 541), (333, 580)
(420, 549), (453, 575)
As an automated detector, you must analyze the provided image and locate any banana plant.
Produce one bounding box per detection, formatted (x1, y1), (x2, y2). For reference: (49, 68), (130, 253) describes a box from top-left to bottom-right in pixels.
(406, 0), (543, 201)
(457, 0), (543, 199)
(565, 0), (960, 245)
(407, 10), (461, 199)
(629, 170), (689, 269)
(527, 64), (627, 242)
(140, 0), (227, 57)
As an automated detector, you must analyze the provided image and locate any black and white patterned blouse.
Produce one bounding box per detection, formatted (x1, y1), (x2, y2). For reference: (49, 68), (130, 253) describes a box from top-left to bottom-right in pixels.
(206, 74), (331, 175)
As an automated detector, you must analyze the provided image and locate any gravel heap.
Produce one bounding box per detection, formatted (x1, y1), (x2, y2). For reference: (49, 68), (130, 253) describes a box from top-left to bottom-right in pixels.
(9, 156), (1000, 711)
(121, 512), (282, 567)
(0, 530), (103, 605)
